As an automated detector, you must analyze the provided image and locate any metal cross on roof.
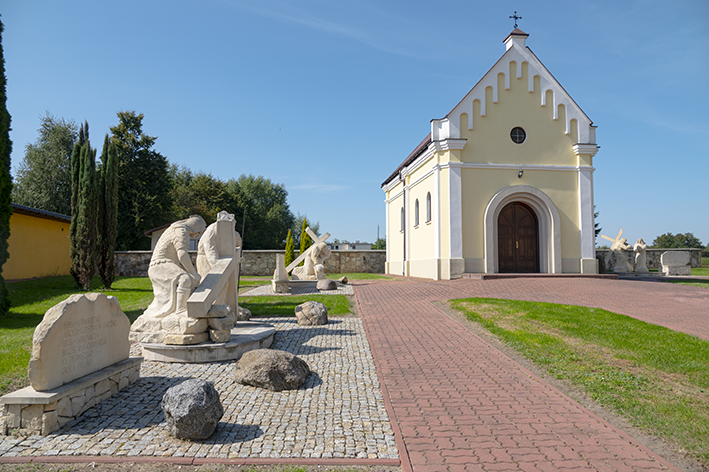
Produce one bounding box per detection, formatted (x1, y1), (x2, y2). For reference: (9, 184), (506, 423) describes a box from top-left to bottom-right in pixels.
(509, 11), (522, 28)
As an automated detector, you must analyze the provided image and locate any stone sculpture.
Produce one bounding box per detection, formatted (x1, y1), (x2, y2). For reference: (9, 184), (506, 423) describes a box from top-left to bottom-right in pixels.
(291, 242), (331, 280)
(131, 213), (242, 345)
(161, 379), (224, 440)
(196, 211), (250, 321)
(28, 293), (131, 391)
(633, 238), (649, 273)
(295, 301), (329, 325)
(132, 215), (207, 337)
(661, 251), (692, 276)
(600, 227), (634, 273)
(233, 349), (310, 391)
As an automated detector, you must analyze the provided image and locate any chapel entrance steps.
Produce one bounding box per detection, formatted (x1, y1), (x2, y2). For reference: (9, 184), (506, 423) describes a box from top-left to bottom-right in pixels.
(461, 272), (619, 280)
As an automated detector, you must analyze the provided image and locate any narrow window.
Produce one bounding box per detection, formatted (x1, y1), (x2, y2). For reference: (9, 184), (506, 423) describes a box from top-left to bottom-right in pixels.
(426, 192), (431, 223)
(415, 199), (420, 227)
(401, 207), (405, 231)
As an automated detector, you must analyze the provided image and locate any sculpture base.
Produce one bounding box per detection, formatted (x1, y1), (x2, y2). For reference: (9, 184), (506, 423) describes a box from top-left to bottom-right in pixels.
(140, 321), (275, 363)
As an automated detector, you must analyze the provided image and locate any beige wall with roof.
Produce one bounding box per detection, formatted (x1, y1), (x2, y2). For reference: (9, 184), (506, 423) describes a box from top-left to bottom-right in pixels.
(6, 212), (71, 280)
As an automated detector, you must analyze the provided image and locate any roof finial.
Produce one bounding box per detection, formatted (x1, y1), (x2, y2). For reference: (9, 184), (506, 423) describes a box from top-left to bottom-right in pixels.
(509, 11), (522, 29)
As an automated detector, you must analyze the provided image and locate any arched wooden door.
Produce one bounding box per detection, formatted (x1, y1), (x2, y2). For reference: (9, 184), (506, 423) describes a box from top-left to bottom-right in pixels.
(498, 202), (540, 273)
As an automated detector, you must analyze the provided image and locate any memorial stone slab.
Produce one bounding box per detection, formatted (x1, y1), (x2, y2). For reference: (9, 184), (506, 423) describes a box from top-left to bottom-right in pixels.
(661, 251), (691, 276)
(28, 293), (131, 392)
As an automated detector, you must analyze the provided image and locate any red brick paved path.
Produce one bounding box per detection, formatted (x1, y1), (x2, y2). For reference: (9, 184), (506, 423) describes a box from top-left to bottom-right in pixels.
(354, 278), (709, 471)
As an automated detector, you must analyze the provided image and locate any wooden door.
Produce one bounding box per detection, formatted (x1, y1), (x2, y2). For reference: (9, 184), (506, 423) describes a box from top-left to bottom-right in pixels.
(497, 202), (540, 273)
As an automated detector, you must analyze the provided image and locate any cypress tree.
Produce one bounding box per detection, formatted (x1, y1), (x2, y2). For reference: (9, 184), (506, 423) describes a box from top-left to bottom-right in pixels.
(0, 18), (12, 315)
(299, 217), (312, 266)
(69, 123), (97, 290)
(284, 229), (295, 268)
(98, 134), (118, 288)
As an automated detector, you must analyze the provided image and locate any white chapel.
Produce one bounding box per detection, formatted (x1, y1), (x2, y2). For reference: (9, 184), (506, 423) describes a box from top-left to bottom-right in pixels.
(382, 29), (599, 280)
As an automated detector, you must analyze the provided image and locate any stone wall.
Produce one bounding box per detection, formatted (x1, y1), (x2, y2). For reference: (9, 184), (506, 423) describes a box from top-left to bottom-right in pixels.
(596, 248), (702, 272)
(115, 250), (387, 277)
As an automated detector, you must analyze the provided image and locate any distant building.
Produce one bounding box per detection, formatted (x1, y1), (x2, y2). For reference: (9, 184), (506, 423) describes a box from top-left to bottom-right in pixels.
(145, 223), (200, 250)
(327, 240), (372, 251)
(6, 204), (71, 280)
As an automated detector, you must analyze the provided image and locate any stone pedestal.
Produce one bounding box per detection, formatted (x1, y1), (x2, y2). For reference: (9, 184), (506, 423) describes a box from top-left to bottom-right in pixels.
(271, 280), (290, 293)
(1, 358), (142, 436)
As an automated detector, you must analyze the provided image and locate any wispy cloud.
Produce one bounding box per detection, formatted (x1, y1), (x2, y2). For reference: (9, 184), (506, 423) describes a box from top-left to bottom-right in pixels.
(223, 0), (428, 59)
(290, 183), (350, 193)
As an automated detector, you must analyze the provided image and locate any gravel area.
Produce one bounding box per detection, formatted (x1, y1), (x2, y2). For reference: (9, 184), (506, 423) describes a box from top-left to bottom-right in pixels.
(0, 317), (396, 460)
(242, 284), (354, 296)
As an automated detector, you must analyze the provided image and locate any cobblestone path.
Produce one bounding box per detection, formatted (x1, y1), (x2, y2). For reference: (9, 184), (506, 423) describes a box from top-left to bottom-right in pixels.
(0, 317), (398, 461)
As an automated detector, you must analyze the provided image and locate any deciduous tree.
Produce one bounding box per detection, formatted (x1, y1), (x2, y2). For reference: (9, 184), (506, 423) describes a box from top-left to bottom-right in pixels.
(652, 232), (704, 249)
(226, 174), (294, 249)
(12, 113), (76, 215)
(170, 166), (232, 224)
(0, 17), (11, 315)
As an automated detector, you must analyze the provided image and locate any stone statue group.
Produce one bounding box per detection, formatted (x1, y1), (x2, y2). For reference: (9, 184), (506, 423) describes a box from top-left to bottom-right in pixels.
(130, 212), (334, 345)
(600, 228), (648, 274)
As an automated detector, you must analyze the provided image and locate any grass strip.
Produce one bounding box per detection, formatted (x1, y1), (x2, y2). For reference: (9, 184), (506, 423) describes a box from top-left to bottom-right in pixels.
(1, 276), (154, 395)
(449, 297), (709, 466)
(240, 294), (351, 317)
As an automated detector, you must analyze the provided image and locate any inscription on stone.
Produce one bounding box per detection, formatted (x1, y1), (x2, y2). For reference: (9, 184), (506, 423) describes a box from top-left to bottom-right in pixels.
(28, 293), (131, 391)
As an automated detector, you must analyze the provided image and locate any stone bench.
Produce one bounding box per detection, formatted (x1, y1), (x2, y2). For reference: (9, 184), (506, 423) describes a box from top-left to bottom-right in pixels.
(1, 357), (141, 436)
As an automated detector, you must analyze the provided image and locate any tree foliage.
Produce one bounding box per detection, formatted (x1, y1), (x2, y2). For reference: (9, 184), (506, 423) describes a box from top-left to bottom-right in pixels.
(69, 123), (98, 290)
(652, 232), (704, 249)
(291, 213), (320, 247)
(299, 216), (313, 261)
(373, 237), (386, 250)
(0, 17), (11, 315)
(97, 134), (118, 288)
(284, 229), (295, 268)
(12, 113), (76, 215)
(110, 111), (172, 250)
(170, 166), (232, 224)
(226, 174), (294, 249)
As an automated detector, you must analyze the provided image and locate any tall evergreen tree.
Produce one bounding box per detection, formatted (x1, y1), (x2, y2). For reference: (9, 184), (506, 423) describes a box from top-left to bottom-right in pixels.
(98, 134), (118, 288)
(69, 123), (97, 290)
(284, 229), (295, 268)
(0, 17), (12, 316)
(299, 217), (313, 262)
(110, 111), (172, 250)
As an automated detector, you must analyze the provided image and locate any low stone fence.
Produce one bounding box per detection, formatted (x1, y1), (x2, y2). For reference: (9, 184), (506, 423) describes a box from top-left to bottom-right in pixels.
(596, 248), (702, 272)
(115, 250), (387, 277)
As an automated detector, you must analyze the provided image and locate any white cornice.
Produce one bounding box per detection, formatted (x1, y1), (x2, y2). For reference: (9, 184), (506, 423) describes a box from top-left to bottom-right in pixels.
(573, 144), (599, 157)
(431, 139), (467, 151)
(439, 162), (595, 173)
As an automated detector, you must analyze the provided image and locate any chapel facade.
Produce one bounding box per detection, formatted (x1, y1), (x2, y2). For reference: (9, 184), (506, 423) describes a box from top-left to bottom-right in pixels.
(382, 29), (599, 280)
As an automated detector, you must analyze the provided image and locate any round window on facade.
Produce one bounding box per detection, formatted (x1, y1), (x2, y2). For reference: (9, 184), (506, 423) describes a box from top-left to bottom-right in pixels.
(510, 127), (526, 144)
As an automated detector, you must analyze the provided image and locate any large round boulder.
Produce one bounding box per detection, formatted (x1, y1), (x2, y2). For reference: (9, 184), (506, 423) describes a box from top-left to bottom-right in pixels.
(294, 301), (328, 325)
(161, 379), (224, 440)
(233, 349), (310, 391)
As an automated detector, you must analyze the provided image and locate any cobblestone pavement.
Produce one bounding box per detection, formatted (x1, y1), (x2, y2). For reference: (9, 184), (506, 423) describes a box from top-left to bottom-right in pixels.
(0, 317), (397, 460)
(355, 279), (689, 472)
(242, 284), (354, 296)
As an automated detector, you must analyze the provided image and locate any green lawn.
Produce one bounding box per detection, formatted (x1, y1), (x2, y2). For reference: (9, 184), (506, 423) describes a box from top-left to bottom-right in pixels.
(0, 275), (355, 396)
(449, 297), (709, 466)
(1, 276), (154, 395)
(691, 267), (709, 276)
(240, 294), (352, 317)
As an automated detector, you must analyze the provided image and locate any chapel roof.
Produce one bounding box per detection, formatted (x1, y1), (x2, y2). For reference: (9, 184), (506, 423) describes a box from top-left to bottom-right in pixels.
(381, 133), (432, 187)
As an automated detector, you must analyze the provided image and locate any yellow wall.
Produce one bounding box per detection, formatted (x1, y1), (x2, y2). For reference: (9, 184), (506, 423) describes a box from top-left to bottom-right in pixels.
(458, 61), (577, 167)
(386, 182), (405, 265)
(5, 213), (71, 280)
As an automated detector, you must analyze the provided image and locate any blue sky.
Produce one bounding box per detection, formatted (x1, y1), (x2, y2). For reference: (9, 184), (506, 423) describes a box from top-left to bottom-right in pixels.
(3, 0), (708, 246)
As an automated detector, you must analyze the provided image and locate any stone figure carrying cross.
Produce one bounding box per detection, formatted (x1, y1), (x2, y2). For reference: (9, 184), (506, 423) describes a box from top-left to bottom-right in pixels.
(600, 227), (634, 273)
(288, 228), (331, 280)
